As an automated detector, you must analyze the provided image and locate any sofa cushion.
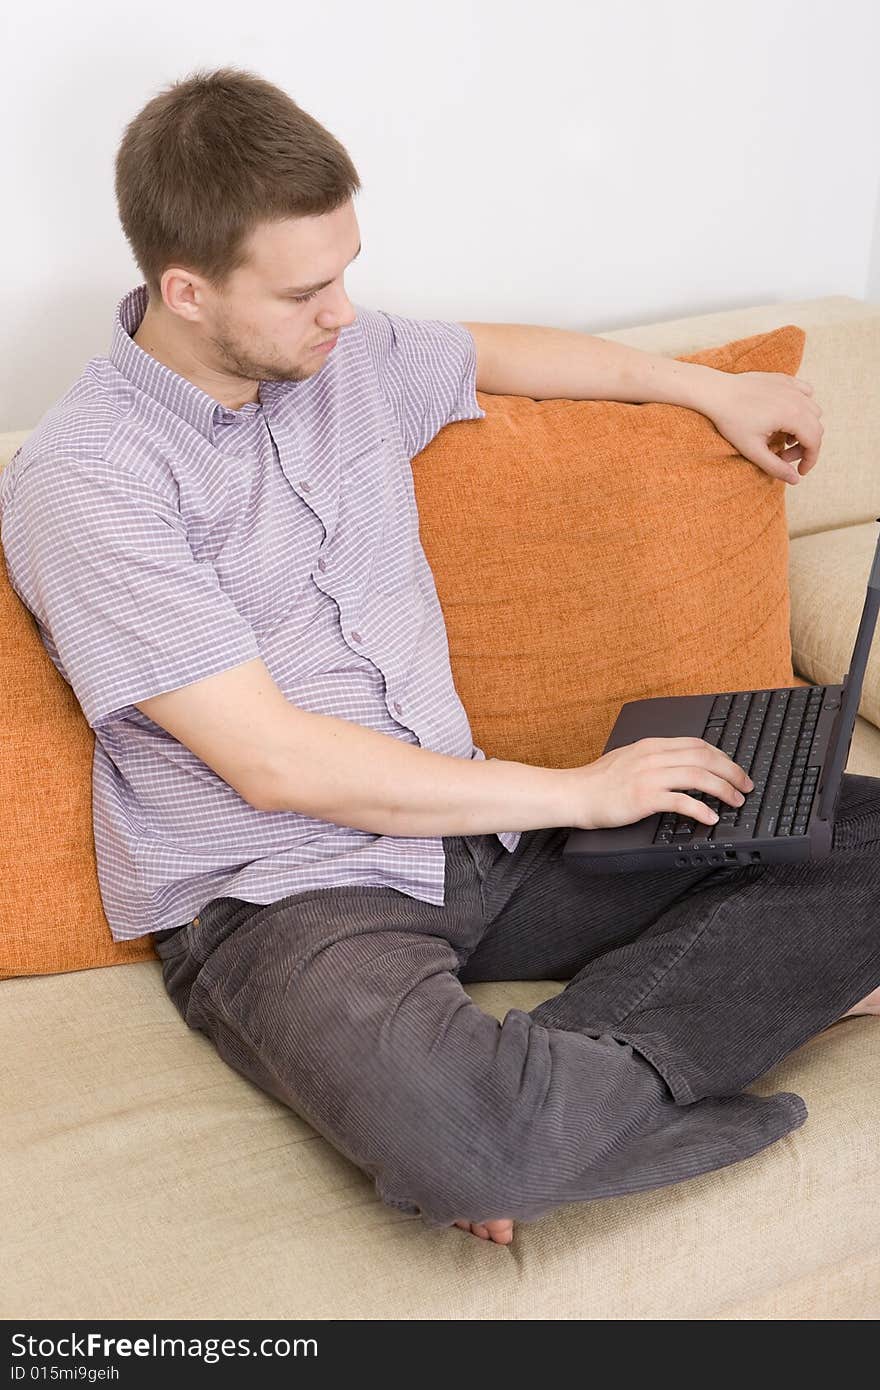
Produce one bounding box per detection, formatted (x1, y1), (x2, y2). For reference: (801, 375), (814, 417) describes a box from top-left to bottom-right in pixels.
(788, 520), (880, 730)
(0, 325), (805, 980)
(0, 573), (155, 979)
(2, 962), (878, 1319)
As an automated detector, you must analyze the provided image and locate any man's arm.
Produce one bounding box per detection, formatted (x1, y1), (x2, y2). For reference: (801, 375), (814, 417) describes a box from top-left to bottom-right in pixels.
(261, 708), (573, 835)
(136, 656), (573, 834)
(459, 319), (823, 481)
(459, 320), (718, 409)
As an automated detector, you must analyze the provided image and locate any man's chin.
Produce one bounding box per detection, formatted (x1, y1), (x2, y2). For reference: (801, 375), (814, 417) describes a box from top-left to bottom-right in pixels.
(257, 364), (319, 385)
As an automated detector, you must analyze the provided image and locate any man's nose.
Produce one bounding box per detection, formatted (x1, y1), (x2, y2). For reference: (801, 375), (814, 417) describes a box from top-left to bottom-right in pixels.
(320, 285), (357, 330)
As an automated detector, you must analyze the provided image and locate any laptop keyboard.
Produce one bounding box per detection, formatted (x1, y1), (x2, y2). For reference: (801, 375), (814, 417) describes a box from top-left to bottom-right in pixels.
(652, 686), (826, 846)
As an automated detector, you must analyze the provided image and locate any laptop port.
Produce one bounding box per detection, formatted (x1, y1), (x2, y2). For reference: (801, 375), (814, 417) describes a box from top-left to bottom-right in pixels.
(750, 850), (762, 861)
(724, 851), (737, 859)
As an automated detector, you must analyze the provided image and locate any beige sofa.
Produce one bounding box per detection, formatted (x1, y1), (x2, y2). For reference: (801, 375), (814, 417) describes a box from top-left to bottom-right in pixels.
(3, 294), (879, 1320)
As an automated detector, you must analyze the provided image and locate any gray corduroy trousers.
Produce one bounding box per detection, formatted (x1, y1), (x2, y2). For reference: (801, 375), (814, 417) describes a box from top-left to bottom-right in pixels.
(153, 770), (880, 1229)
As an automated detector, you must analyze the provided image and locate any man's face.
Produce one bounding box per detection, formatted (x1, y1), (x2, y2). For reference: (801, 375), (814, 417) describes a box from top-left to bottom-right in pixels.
(192, 200), (361, 385)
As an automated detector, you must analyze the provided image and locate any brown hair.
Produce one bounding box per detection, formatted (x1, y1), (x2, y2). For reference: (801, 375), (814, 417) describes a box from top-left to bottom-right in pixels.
(114, 66), (362, 302)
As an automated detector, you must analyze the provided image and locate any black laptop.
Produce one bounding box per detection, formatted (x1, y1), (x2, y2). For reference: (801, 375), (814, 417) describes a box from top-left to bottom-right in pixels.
(562, 520), (880, 874)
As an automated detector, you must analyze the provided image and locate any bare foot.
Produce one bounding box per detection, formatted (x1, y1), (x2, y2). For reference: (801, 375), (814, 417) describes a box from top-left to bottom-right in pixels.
(841, 984), (880, 1018)
(453, 1217), (515, 1244)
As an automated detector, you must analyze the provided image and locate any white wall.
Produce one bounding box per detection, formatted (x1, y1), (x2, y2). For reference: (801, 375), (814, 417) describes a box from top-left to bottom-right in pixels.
(2, 0), (879, 429)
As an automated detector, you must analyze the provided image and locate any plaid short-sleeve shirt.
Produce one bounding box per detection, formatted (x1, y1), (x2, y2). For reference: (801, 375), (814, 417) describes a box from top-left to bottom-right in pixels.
(0, 285), (520, 941)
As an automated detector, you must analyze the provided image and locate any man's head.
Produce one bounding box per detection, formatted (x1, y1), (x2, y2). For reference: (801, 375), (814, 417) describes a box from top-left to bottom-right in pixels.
(114, 66), (362, 398)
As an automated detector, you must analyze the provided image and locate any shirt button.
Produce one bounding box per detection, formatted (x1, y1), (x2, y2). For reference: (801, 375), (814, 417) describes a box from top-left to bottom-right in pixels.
(300, 480), (312, 492)
(351, 631), (363, 644)
(318, 557), (327, 572)
(394, 702), (403, 715)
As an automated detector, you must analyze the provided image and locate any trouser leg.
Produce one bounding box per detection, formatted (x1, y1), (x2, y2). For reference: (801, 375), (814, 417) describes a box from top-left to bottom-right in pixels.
(464, 769), (880, 1105)
(153, 835), (812, 1230)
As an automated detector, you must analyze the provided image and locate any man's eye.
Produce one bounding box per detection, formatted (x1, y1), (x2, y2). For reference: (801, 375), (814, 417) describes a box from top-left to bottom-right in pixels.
(293, 290), (319, 303)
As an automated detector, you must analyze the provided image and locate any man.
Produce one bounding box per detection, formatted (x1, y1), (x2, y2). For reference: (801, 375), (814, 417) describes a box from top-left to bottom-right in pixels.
(2, 67), (877, 1248)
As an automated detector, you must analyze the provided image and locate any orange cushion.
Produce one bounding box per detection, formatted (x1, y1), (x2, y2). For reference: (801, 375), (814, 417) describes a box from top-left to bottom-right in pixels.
(0, 576), (156, 978)
(0, 324), (810, 979)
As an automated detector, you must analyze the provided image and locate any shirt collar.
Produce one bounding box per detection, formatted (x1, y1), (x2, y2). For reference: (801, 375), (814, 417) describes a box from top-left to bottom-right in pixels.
(109, 284), (279, 443)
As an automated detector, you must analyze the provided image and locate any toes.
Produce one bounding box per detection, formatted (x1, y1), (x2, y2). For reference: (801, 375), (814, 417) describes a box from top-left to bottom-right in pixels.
(485, 1220), (514, 1244)
(452, 1217), (515, 1243)
(453, 1219), (488, 1238)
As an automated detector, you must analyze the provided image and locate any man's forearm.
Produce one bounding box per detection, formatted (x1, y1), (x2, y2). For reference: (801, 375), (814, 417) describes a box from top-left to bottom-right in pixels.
(461, 320), (720, 410)
(262, 707), (571, 836)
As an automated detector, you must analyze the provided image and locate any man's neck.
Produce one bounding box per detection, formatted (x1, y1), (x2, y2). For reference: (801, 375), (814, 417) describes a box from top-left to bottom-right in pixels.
(131, 304), (259, 409)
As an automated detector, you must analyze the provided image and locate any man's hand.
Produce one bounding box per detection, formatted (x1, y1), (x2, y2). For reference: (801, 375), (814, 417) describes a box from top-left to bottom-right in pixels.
(700, 370), (825, 485)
